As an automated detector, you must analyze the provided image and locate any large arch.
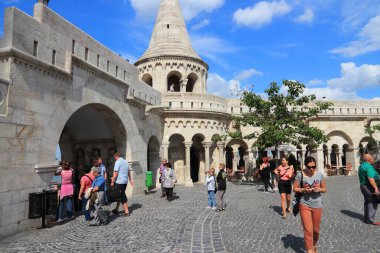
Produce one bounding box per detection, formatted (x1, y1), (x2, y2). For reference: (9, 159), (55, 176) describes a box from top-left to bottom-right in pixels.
(327, 130), (354, 147)
(168, 134), (185, 183)
(167, 71), (182, 92)
(225, 139), (249, 171)
(58, 104), (127, 182)
(191, 133), (205, 183)
(147, 136), (161, 188)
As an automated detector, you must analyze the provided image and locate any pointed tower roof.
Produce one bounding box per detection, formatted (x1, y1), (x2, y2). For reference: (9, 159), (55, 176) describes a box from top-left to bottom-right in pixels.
(136, 0), (201, 62)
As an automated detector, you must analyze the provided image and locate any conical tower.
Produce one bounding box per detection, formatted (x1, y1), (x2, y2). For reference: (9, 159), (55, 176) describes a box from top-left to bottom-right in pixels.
(135, 0), (208, 94)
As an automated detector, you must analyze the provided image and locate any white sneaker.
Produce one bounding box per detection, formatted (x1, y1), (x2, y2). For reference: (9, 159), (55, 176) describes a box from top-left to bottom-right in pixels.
(205, 206), (212, 209)
(211, 207), (216, 210)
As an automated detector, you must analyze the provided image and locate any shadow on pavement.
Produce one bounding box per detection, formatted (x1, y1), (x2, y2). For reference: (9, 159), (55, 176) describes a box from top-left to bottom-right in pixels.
(129, 203), (143, 214)
(281, 234), (304, 253)
(269, 205), (283, 215)
(341, 209), (364, 221)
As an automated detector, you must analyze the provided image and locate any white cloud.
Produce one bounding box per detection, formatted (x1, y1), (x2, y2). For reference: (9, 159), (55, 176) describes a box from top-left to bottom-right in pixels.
(327, 62), (380, 91)
(295, 7), (314, 24)
(207, 69), (263, 98)
(307, 79), (324, 86)
(331, 15), (380, 57)
(233, 0), (292, 28)
(235, 68), (263, 81)
(129, 0), (224, 21)
(191, 19), (210, 31)
(191, 34), (238, 68)
(302, 62), (380, 100)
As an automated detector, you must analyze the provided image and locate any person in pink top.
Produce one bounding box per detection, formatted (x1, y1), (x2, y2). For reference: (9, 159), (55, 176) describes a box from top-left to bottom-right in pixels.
(58, 161), (74, 222)
(78, 167), (95, 221)
(275, 156), (295, 219)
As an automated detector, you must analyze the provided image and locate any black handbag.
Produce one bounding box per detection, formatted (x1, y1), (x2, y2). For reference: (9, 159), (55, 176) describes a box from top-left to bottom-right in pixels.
(292, 172), (304, 216)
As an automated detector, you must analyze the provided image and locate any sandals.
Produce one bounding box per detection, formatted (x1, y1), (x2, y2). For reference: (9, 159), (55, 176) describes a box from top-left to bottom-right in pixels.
(123, 212), (130, 217)
(112, 209), (119, 215)
(286, 208), (292, 213)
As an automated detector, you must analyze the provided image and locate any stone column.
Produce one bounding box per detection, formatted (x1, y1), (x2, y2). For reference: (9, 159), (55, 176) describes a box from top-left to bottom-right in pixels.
(300, 150), (305, 169)
(184, 142), (193, 186)
(180, 78), (188, 92)
(326, 148), (331, 166)
(162, 142), (169, 161)
(217, 142), (224, 164)
(311, 146), (325, 175)
(201, 142), (212, 184)
(336, 148), (342, 167)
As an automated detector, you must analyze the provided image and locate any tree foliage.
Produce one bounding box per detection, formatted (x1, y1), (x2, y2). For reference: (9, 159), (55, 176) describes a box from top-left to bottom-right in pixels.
(234, 80), (333, 150)
(365, 124), (380, 135)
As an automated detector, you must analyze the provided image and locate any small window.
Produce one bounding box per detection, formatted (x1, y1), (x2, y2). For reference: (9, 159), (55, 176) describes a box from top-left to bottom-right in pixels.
(167, 24), (170, 29)
(52, 50), (56, 65)
(85, 47), (89, 61)
(97, 55), (100, 67)
(107, 60), (110, 72)
(116, 66), (118, 77)
(124, 70), (126, 81)
(72, 40), (75, 54)
(33, 40), (38, 57)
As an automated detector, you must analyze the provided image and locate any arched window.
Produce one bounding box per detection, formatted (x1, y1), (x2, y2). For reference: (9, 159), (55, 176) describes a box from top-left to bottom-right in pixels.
(167, 71), (182, 92)
(186, 73), (198, 92)
(142, 73), (153, 86)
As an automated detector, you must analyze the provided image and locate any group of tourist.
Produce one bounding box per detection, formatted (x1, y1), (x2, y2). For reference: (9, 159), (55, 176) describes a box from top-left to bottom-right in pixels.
(55, 151), (133, 226)
(256, 152), (380, 253)
(55, 150), (380, 252)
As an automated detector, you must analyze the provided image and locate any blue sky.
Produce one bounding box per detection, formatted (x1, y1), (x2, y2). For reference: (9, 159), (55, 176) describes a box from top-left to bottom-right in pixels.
(1, 0), (380, 100)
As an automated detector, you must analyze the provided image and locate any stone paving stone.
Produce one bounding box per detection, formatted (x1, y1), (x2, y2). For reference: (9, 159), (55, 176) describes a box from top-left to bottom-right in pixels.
(0, 177), (379, 252)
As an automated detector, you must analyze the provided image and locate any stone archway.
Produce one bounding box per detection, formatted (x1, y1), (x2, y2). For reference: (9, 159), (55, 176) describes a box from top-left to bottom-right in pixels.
(191, 134), (205, 183)
(147, 136), (161, 188)
(58, 103), (127, 186)
(168, 134), (186, 183)
(167, 71), (182, 92)
(225, 139), (249, 171)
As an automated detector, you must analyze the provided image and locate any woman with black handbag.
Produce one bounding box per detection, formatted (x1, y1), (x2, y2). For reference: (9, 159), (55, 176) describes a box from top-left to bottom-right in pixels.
(293, 156), (327, 253)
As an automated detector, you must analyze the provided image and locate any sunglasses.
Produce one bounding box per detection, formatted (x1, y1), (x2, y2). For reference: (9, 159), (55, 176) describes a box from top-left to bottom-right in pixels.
(306, 166), (316, 170)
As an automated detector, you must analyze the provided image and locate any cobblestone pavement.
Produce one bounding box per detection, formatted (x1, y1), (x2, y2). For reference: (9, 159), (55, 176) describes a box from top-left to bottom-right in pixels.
(0, 177), (379, 252)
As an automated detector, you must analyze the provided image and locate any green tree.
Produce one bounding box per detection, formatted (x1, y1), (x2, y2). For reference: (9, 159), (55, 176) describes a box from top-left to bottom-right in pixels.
(233, 80), (333, 151)
(365, 124), (380, 135)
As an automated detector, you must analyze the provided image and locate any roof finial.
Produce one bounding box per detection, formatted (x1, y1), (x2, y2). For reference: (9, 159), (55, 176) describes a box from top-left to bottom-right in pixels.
(37, 0), (50, 6)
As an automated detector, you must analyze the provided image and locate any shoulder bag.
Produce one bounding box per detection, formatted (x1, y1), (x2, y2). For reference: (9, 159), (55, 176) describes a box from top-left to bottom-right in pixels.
(292, 172), (304, 216)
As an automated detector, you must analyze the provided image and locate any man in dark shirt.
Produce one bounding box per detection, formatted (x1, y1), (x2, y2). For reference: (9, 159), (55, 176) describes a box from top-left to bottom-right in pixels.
(216, 163), (227, 212)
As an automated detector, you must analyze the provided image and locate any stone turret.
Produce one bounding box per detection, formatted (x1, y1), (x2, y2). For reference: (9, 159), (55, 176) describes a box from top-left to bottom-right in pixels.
(37, 0), (50, 5)
(135, 0), (208, 94)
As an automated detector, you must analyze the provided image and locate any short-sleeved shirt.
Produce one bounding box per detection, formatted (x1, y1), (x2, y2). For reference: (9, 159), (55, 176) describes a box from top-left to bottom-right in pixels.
(278, 165), (293, 181)
(114, 157), (129, 185)
(359, 162), (380, 186)
(92, 175), (105, 191)
(99, 164), (106, 177)
(295, 171), (325, 208)
(80, 173), (95, 195)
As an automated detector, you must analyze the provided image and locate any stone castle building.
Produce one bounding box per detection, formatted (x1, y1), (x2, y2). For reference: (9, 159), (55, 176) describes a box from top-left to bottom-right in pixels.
(0, 0), (379, 238)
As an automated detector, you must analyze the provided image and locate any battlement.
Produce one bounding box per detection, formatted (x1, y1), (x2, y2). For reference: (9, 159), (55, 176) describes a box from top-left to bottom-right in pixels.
(0, 3), (160, 105)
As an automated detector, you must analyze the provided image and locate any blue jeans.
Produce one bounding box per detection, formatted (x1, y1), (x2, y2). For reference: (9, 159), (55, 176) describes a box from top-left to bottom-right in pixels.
(208, 190), (217, 207)
(58, 196), (73, 220)
(82, 198), (91, 221)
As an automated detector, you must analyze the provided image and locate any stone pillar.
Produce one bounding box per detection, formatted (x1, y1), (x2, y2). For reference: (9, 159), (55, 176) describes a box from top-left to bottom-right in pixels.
(162, 142), (169, 161)
(217, 142), (224, 164)
(201, 142), (212, 184)
(184, 142), (193, 186)
(326, 148), (331, 166)
(311, 146), (325, 175)
(300, 150), (305, 169)
(180, 78), (188, 92)
(336, 148), (342, 167)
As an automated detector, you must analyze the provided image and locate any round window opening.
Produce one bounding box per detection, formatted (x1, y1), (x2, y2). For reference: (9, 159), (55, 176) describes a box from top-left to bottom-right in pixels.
(0, 90), (4, 106)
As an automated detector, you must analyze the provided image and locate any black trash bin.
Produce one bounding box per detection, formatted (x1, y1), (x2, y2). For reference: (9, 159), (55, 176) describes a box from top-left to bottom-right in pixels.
(43, 189), (58, 216)
(29, 192), (44, 219)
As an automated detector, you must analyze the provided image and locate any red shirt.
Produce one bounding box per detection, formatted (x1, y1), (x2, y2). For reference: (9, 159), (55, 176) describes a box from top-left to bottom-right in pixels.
(80, 173), (95, 195)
